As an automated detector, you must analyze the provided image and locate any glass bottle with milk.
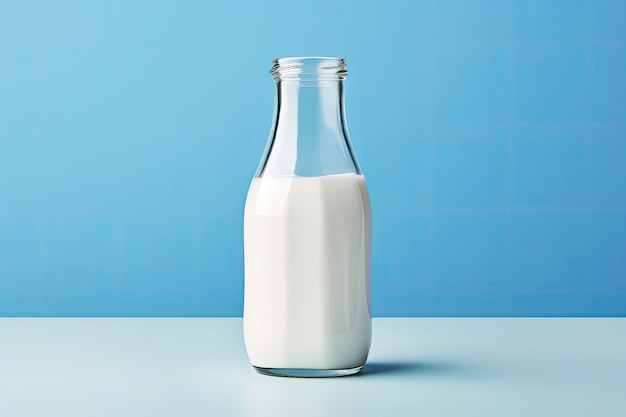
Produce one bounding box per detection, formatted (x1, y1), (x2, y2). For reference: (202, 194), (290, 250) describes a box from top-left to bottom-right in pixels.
(243, 57), (371, 377)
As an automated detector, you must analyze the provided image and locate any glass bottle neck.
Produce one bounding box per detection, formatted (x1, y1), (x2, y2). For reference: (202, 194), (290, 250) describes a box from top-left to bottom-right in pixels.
(256, 80), (361, 177)
(279, 79), (345, 144)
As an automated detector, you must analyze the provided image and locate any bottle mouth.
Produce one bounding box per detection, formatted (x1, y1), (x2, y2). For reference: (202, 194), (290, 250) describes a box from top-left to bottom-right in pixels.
(270, 57), (348, 81)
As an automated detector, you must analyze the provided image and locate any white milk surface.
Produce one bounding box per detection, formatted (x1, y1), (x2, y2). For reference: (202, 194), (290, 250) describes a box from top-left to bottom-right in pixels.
(243, 174), (372, 369)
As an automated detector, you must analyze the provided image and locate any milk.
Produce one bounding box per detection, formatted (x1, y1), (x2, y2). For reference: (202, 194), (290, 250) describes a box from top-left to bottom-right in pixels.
(243, 174), (371, 370)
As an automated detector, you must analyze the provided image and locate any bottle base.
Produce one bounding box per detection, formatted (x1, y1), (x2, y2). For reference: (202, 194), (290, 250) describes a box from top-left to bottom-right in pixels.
(253, 365), (363, 378)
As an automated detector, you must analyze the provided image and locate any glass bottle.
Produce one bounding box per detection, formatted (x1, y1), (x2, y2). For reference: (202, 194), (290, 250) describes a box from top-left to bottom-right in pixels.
(243, 57), (371, 377)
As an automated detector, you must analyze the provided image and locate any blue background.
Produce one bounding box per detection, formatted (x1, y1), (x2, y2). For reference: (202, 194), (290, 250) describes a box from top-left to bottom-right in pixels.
(1, 1), (625, 317)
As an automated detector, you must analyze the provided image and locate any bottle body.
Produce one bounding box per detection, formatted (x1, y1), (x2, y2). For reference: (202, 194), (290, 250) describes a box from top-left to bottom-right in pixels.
(243, 58), (371, 377)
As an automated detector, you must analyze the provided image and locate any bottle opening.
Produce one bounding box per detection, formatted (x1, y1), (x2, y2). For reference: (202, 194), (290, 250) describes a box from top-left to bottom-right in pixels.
(270, 57), (348, 81)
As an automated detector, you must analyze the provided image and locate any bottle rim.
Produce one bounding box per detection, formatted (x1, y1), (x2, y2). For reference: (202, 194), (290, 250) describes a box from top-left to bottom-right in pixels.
(270, 57), (347, 81)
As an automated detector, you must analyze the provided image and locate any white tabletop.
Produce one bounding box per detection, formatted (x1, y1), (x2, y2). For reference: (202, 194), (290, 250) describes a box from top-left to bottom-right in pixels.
(0, 318), (624, 416)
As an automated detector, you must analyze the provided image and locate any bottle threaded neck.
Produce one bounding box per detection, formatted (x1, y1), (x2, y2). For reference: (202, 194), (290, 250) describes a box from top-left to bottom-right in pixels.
(270, 57), (348, 81)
